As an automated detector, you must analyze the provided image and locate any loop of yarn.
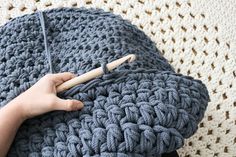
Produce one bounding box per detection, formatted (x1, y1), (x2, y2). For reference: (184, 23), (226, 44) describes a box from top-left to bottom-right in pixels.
(101, 62), (109, 75)
(0, 8), (210, 157)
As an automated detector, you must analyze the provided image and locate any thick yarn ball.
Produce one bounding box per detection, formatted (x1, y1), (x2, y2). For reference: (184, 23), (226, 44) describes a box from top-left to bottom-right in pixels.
(0, 8), (209, 157)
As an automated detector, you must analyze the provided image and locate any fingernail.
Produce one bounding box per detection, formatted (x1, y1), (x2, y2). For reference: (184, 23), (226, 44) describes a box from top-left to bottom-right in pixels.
(76, 101), (84, 109)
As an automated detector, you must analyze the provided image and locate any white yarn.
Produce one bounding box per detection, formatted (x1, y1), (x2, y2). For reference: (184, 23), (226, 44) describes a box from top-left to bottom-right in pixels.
(0, 0), (235, 156)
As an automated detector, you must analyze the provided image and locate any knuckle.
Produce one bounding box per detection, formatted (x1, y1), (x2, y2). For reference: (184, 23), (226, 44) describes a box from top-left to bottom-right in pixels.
(44, 74), (53, 80)
(64, 72), (71, 75)
(66, 100), (75, 111)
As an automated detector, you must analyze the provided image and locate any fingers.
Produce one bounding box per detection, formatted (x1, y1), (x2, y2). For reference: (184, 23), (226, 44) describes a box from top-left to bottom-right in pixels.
(41, 72), (84, 112)
(53, 97), (84, 111)
(45, 72), (76, 86)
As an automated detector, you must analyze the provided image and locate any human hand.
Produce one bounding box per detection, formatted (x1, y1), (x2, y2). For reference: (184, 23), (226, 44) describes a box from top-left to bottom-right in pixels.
(9, 72), (84, 120)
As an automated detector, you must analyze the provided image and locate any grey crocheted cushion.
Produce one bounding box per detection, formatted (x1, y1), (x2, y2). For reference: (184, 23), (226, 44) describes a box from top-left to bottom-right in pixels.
(0, 8), (209, 157)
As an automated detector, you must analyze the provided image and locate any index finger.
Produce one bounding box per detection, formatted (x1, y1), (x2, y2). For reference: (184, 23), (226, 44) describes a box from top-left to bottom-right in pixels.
(50, 72), (76, 86)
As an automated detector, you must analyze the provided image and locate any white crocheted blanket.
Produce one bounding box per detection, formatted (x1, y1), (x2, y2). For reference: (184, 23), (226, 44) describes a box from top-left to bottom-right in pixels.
(0, 0), (235, 156)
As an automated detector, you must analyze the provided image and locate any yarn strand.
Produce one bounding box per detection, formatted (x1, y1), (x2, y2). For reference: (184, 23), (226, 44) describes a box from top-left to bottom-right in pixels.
(38, 11), (54, 73)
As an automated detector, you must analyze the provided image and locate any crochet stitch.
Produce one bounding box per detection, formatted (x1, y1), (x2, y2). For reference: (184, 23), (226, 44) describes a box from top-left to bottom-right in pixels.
(0, 8), (209, 157)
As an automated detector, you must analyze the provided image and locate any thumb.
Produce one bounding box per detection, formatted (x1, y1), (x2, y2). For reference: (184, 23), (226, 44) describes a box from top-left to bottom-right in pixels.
(54, 97), (84, 111)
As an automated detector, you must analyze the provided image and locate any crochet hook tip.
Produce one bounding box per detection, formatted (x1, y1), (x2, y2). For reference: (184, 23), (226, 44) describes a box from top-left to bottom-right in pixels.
(127, 54), (136, 63)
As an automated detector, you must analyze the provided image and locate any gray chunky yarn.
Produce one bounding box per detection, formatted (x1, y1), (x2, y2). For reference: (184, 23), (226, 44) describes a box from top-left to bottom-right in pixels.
(0, 8), (209, 157)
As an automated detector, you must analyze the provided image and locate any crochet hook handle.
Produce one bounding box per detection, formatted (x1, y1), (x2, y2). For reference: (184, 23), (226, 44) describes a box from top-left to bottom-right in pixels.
(56, 54), (136, 92)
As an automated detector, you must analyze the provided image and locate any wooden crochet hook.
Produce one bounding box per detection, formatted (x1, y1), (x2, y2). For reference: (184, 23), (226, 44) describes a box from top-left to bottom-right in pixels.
(56, 54), (136, 92)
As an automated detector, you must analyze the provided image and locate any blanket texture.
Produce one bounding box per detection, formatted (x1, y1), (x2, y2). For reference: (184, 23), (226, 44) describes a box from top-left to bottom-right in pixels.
(0, 8), (209, 157)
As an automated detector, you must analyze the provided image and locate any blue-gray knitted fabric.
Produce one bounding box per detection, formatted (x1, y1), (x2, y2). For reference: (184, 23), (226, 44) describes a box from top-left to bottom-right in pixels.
(0, 8), (209, 157)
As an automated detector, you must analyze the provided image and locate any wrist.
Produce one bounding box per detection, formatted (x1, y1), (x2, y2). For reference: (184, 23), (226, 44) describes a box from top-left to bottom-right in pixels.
(7, 98), (28, 123)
